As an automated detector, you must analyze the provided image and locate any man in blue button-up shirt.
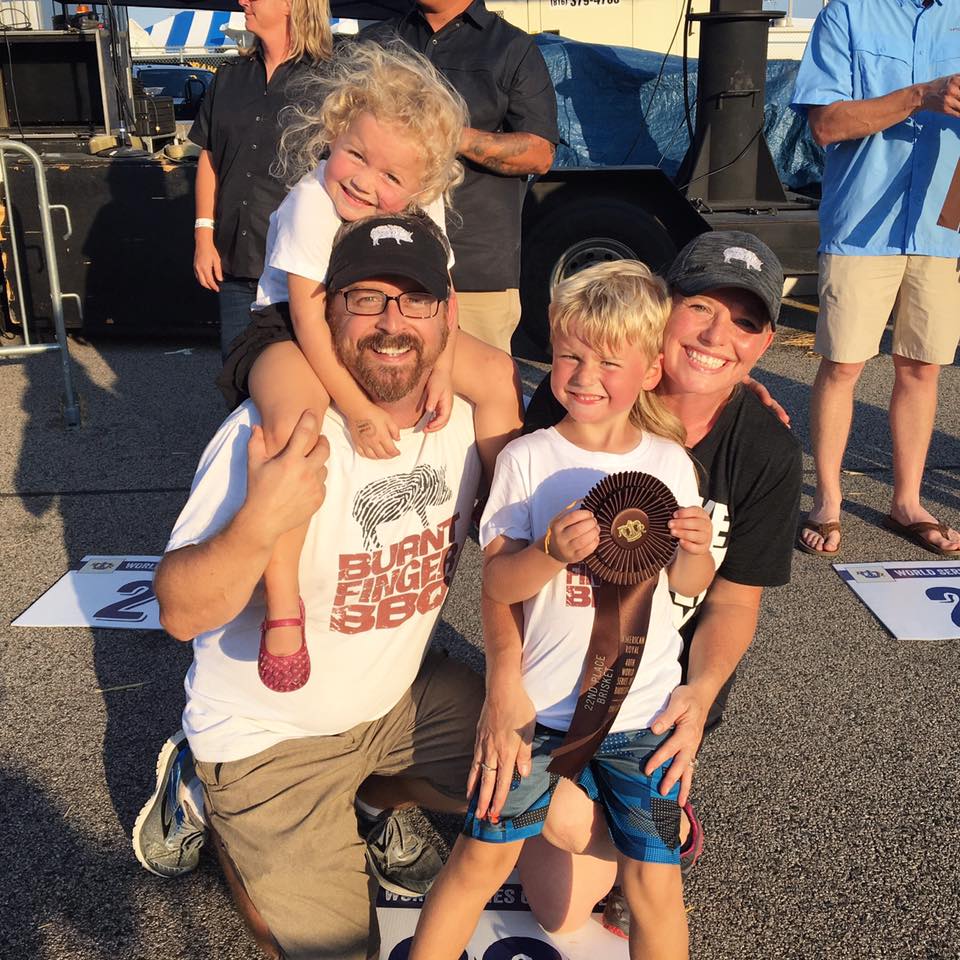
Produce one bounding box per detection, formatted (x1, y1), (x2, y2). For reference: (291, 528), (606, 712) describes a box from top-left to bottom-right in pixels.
(792, 0), (960, 558)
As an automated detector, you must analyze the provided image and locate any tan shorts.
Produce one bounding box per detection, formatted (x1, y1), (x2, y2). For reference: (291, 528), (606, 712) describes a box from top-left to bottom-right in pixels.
(194, 652), (484, 960)
(455, 288), (522, 354)
(816, 253), (960, 364)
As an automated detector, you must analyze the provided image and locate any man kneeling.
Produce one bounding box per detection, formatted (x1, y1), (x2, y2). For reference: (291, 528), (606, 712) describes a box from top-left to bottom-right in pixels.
(148, 214), (501, 960)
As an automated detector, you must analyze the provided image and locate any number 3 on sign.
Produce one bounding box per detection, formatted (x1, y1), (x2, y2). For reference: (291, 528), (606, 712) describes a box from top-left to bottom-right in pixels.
(94, 580), (157, 623)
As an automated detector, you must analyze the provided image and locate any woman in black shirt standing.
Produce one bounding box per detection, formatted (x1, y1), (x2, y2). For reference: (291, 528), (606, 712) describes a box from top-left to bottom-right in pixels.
(189, 0), (332, 358)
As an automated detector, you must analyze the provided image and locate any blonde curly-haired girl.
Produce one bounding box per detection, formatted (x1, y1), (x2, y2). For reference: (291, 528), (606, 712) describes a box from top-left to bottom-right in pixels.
(219, 40), (522, 693)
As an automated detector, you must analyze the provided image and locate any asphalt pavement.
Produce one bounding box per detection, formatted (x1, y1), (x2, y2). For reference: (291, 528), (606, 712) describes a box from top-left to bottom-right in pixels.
(1, 303), (958, 960)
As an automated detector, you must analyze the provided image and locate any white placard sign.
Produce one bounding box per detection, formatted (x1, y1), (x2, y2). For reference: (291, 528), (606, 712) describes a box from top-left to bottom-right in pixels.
(833, 561), (960, 641)
(12, 556), (162, 629)
(375, 877), (626, 959)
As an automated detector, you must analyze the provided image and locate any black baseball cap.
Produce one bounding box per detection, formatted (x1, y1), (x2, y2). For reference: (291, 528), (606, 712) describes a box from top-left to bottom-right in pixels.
(325, 215), (450, 301)
(667, 230), (783, 329)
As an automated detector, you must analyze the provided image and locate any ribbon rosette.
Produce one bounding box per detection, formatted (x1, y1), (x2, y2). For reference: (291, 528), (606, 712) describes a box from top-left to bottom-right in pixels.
(547, 471), (679, 779)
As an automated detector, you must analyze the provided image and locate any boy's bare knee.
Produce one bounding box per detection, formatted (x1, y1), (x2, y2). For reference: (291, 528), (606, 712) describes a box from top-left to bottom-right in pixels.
(456, 836), (519, 874)
(620, 859), (683, 912)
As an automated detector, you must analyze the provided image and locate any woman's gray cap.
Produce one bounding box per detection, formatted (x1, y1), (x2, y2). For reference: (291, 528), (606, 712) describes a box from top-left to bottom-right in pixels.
(666, 230), (783, 329)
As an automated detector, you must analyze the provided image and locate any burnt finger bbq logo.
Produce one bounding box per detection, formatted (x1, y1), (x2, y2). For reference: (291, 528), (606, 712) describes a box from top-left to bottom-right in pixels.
(331, 466), (459, 634)
(352, 465), (453, 551)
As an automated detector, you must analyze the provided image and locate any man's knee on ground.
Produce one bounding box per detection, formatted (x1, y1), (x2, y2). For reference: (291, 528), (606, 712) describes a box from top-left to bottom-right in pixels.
(209, 824), (283, 960)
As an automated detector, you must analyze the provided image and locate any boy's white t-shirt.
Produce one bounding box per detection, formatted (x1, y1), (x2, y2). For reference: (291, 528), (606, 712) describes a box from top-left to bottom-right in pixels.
(167, 398), (480, 763)
(255, 159), (452, 308)
(479, 427), (701, 734)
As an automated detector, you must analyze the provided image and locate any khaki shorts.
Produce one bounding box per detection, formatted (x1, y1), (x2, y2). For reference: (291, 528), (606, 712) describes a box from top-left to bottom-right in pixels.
(816, 254), (960, 364)
(456, 288), (522, 354)
(195, 652), (484, 960)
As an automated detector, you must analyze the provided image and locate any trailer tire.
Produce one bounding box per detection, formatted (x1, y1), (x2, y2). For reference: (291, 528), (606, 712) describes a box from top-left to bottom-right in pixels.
(519, 198), (677, 353)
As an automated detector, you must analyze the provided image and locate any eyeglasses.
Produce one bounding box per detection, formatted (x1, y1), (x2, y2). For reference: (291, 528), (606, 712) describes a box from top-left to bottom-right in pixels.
(339, 288), (440, 319)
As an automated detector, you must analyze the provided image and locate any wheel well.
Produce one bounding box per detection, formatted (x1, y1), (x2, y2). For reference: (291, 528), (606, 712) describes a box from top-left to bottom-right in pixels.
(523, 168), (708, 249)
(519, 175), (701, 353)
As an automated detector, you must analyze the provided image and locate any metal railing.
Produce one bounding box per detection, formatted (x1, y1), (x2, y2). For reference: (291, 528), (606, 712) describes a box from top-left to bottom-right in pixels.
(0, 139), (81, 428)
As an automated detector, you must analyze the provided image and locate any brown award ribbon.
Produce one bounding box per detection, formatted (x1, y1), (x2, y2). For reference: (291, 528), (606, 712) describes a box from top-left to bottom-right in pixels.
(547, 472), (678, 780)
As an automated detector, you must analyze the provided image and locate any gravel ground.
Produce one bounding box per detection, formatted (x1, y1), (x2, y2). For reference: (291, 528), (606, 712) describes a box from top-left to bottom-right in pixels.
(1, 305), (957, 959)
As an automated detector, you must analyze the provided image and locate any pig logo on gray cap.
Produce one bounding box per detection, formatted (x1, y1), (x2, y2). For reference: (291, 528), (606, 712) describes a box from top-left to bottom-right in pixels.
(370, 225), (414, 246)
(722, 246), (763, 272)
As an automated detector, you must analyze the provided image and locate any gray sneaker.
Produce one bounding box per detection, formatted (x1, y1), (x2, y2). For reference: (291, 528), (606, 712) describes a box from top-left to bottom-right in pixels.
(358, 809), (443, 898)
(132, 730), (207, 878)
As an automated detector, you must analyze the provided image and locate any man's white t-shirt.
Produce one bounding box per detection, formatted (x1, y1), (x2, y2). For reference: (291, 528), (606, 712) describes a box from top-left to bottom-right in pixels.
(479, 427), (701, 734)
(167, 398), (480, 763)
(255, 160), (452, 308)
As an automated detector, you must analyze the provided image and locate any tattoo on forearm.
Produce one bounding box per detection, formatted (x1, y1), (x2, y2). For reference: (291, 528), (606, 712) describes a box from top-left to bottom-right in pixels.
(463, 131), (550, 175)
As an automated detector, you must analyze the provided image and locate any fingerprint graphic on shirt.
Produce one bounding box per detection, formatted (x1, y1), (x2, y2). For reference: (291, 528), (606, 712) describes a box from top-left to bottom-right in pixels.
(352, 464), (453, 550)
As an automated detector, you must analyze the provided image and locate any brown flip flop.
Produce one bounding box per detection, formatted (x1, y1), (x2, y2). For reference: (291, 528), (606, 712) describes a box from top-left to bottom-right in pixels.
(882, 516), (960, 559)
(796, 517), (842, 556)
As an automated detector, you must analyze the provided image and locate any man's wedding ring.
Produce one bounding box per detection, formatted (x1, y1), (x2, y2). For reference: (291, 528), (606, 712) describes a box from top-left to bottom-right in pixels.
(479, 762), (498, 773)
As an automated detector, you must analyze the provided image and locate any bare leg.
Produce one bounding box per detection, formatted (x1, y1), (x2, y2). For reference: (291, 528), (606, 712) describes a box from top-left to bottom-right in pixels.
(800, 357), (866, 553)
(888, 355), (960, 549)
(248, 341), (331, 655)
(357, 774), (468, 816)
(518, 779), (617, 933)
(451, 332), (524, 487)
(620, 858), (687, 960)
(409, 835), (523, 960)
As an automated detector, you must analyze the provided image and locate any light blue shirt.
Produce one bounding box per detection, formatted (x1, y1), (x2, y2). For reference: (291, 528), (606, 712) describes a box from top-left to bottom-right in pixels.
(791, 0), (960, 257)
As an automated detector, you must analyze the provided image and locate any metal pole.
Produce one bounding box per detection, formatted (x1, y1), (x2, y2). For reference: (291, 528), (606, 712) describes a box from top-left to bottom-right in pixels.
(0, 146), (30, 346)
(0, 139), (81, 427)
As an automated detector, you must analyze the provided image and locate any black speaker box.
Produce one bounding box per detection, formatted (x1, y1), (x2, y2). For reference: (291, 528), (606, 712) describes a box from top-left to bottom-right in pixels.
(133, 95), (176, 137)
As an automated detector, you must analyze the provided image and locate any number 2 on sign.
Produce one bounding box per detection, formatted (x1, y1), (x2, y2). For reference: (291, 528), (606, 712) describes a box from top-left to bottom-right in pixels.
(94, 580), (157, 623)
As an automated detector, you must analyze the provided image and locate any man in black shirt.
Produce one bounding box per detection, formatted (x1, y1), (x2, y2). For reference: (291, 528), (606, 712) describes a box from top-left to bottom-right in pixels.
(190, 46), (321, 357)
(361, 0), (559, 353)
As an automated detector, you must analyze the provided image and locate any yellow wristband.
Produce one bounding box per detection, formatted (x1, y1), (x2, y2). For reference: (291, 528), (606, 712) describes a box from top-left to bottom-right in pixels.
(543, 528), (553, 557)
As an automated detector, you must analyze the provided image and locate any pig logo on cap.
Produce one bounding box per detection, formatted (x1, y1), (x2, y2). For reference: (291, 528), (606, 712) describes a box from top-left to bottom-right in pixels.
(722, 246), (763, 272)
(370, 225), (414, 246)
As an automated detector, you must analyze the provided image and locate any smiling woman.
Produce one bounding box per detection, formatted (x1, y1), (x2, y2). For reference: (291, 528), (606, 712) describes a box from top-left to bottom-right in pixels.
(659, 289), (774, 433)
(188, 0), (333, 358)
